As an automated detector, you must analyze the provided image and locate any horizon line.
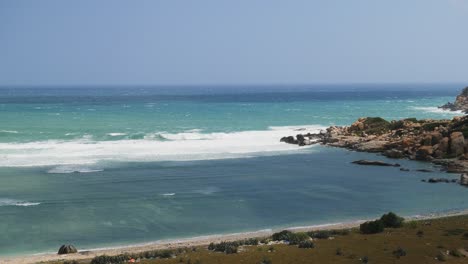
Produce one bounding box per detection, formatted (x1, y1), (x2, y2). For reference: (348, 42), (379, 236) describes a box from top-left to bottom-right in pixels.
(0, 81), (466, 89)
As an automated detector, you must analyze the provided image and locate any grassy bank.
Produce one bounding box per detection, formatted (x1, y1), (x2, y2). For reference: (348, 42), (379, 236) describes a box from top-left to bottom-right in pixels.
(42, 214), (468, 264)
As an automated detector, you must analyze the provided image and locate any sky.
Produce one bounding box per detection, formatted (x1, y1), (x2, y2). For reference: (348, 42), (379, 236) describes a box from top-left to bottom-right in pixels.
(0, 0), (467, 86)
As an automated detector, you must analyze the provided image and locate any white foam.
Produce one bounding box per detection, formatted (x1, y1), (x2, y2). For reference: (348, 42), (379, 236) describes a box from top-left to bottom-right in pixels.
(107, 133), (127, 137)
(0, 198), (40, 207)
(411, 106), (464, 115)
(0, 125), (325, 167)
(161, 193), (176, 196)
(0, 130), (19, 134)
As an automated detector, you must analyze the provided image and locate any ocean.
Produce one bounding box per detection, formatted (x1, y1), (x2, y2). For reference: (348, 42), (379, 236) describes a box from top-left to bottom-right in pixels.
(0, 84), (467, 256)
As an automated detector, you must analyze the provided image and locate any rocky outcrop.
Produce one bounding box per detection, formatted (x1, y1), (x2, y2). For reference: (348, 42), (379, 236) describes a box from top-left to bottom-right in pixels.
(439, 87), (468, 112)
(461, 174), (468, 186)
(58, 244), (77, 255)
(281, 116), (468, 184)
(450, 132), (465, 156)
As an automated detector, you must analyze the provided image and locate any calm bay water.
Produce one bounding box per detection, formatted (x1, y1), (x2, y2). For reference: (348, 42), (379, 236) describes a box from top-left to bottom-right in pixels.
(0, 84), (467, 255)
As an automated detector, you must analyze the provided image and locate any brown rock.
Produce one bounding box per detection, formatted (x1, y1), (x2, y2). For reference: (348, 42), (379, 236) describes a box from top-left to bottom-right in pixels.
(416, 146), (433, 161)
(422, 135), (432, 146)
(450, 132), (465, 157)
(439, 137), (449, 153)
(384, 149), (404, 159)
(461, 174), (468, 186)
(402, 138), (414, 148)
(430, 132), (443, 145)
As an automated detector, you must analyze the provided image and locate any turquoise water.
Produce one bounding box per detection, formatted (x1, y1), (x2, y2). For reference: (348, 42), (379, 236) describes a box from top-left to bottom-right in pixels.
(0, 84), (467, 255)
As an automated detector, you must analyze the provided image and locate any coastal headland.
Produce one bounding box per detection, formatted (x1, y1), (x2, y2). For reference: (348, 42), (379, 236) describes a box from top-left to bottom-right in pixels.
(282, 115), (468, 171)
(281, 86), (468, 186)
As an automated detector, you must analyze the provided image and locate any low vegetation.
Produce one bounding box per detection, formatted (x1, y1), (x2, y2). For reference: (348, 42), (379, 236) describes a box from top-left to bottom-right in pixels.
(360, 212), (405, 234)
(43, 213), (468, 264)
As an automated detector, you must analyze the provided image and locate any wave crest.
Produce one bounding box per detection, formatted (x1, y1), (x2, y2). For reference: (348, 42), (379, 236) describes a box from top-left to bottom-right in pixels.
(0, 125), (325, 167)
(0, 198), (40, 207)
(411, 106), (464, 115)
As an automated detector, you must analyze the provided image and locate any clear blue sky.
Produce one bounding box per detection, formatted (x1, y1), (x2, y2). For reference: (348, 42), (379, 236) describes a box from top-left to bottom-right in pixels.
(1, 0), (467, 86)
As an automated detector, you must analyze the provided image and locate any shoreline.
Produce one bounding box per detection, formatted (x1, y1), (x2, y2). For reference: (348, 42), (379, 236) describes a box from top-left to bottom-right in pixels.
(3, 209), (468, 264)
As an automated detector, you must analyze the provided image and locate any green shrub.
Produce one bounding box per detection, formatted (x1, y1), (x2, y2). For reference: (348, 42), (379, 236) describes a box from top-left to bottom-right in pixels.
(259, 257), (272, 264)
(417, 230), (424, 237)
(287, 232), (310, 245)
(160, 250), (173, 258)
(360, 220), (385, 234)
(308, 230), (331, 239)
(393, 247), (407, 258)
(242, 238), (259, 246)
(362, 117), (391, 134)
(272, 230), (293, 241)
(91, 255), (127, 264)
(208, 241), (238, 254)
(336, 248), (343, 256)
(404, 118), (418, 123)
(406, 220), (418, 229)
(463, 232), (468, 240)
(361, 256), (369, 263)
(444, 228), (466, 236)
(380, 212), (404, 228)
(449, 249), (463, 257)
(390, 120), (405, 130)
(308, 229), (349, 239)
(208, 243), (215, 250)
(298, 240), (315, 249)
(423, 122), (447, 131)
(436, 251), (447, 261)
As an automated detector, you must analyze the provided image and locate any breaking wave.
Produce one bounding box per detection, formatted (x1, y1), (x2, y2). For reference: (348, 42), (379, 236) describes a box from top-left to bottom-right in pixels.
(0, 198), (40, 207)
(0, 130), (19, 134)
(411, 106), (464, 115)
(0, 125), (325, 167)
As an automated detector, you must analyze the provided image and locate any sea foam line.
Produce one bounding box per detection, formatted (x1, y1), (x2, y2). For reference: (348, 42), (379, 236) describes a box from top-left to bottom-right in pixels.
(0, 198), (40, 207)
(0, 130), (19, 134)
(0, 125), (326, 167)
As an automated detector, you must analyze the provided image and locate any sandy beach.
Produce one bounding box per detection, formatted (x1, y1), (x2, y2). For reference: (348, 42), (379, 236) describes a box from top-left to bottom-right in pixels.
(0, 221), (364, 264)
(3, 210), (468, 264)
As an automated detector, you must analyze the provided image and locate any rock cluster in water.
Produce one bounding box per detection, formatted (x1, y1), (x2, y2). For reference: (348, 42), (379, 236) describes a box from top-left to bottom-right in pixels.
(439, 87), (468, 113)
(281, 116), (468, 186)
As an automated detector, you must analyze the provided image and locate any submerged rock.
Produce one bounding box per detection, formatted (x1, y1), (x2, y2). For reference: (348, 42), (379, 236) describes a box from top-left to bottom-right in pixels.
(427, 178), (452, 183)
(58, 244), (77, 255)
(416, 169), (433, 173)
(352, 160), (400, 167)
